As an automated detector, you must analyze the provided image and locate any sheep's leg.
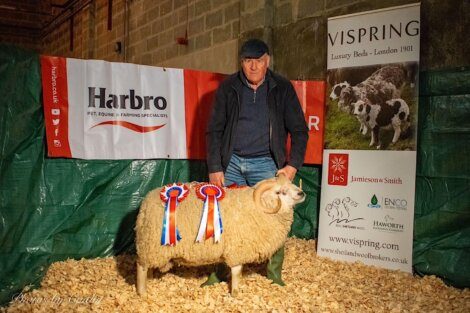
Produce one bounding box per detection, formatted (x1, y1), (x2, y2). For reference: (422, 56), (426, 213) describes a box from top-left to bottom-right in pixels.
(361, 123), (368, 135)
(370, 127), (381, 149)
(370, 128), (378, 147)
(136, 263), (148, 295)
(147, 268), (154, 279)
(391, 125), (401, 144)
(230, 265), (243, 297)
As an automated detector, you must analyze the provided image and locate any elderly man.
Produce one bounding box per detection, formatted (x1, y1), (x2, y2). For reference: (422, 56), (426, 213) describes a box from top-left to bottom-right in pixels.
(203, 38), (308, 286)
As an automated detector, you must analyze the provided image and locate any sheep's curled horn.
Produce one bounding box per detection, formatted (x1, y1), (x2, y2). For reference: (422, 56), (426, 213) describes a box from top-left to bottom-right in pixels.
(253, 173), (289, 214)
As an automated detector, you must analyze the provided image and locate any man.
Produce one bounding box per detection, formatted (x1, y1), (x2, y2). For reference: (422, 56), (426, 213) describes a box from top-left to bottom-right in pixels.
(203, 38), (308, 286)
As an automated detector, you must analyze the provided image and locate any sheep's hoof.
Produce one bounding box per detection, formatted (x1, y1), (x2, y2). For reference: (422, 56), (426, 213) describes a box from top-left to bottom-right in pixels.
(231, 289), (239, 298)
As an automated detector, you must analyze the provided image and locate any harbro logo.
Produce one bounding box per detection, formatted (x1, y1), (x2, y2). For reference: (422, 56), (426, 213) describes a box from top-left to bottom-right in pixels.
(328, 153), (348, 186)
(87, 87), (168, 133)
(88, 87), (167, 110)
(367, 194), (381, 208)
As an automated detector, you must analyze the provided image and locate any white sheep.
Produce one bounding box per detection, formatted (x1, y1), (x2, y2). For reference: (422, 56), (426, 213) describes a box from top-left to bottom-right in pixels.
(135, 174), (305, 296)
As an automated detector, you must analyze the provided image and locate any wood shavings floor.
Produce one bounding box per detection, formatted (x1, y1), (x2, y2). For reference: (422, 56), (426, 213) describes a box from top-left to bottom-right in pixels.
(3, 238), (470, 312)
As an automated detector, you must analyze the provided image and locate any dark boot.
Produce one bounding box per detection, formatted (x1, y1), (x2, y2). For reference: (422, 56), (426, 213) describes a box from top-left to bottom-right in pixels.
(266, 246), (286, 286)
(200, 263), (229, 287)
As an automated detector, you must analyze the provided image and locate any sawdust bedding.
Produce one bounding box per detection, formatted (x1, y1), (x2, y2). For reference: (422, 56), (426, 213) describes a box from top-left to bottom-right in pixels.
(3, 238), (469, 312)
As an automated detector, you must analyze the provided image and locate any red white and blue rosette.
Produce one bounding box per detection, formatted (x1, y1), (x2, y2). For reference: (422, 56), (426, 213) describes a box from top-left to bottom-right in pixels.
(160, 183), (189, 246)
(195, 183), (225, 243)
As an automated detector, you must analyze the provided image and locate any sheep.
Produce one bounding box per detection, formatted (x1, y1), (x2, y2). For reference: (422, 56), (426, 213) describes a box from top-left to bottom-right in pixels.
(331, 65), (406, 135)
(352, 98), (410, 149)
(329, 81), (350, 101)
(135, 174), (305, 297)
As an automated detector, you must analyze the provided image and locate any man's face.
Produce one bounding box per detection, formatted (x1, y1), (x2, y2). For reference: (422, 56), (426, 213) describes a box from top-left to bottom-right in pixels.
(241, 53), (270, 85)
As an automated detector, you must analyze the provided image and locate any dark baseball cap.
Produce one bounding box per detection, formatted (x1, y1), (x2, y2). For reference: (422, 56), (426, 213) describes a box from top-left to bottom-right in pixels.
(240, 39), (269, 59)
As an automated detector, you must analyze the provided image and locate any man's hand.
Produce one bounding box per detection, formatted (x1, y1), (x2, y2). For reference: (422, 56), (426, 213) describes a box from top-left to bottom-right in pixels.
(277, 165), (297, 181)
(209, 171), (225, 186)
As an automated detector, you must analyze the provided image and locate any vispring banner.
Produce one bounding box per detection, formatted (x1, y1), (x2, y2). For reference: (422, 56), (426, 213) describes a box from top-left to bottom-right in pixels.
(317, 3), (420, 272)
(40, 57), (325, 164)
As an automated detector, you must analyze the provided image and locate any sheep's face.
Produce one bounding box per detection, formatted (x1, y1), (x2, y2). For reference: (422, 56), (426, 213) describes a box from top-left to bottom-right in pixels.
(271, 183), (305, 213)
(353, 100), (369, 118)
(254, 175), (306, 214)
(338, 86), (356, 113)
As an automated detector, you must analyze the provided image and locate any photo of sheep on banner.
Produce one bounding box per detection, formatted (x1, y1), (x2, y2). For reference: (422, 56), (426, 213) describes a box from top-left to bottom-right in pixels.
(327, 63), (418, 150)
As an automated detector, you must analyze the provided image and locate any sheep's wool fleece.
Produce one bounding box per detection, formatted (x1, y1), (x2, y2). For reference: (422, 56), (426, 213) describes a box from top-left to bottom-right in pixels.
(136, 183), (293, 269)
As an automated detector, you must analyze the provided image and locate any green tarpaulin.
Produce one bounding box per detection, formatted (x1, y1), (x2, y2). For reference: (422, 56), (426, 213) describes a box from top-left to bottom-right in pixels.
(413, 68), (470, 288)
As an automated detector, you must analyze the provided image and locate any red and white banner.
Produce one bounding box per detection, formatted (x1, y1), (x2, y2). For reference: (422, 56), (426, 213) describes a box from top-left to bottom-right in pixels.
(40, 56), (325, 164)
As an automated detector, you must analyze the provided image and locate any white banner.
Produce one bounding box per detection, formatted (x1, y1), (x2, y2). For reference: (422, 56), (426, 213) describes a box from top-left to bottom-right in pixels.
(67, 59), (187, 159)
(318, 3), (420, 272)
(317, 150), (416, 271)
(327, 4), (420, 69)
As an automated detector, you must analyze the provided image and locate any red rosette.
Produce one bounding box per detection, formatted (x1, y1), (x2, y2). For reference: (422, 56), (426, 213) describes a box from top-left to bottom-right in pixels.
(160, 183), (189, 203)
(226, 183), (248, 189)
(196, 183), (225, 201)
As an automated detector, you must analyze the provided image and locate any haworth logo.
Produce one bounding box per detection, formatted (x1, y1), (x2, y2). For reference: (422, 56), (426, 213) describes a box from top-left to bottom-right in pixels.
(373, 215), (404, 233)
(328, 153), (348, 186)
(88, 87), (167, 110)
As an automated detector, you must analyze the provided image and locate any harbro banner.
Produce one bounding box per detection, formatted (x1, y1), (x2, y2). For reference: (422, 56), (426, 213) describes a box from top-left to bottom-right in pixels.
(317, 3), (420, 272)
(40, 57), (325, 163)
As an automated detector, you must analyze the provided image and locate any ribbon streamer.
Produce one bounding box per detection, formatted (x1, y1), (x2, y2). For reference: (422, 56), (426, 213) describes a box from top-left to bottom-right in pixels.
(196, 184), (225, 243)
(160, 183), (188, 246)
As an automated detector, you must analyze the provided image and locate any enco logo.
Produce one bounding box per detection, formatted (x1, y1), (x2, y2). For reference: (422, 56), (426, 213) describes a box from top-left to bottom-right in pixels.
(383, 197), (407, 210)
(88, 87), (167, 110)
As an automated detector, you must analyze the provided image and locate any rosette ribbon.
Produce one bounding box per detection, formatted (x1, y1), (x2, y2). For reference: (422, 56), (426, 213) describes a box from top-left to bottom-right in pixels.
(160, 183), (189, 246)
(195, 184), (225, 243)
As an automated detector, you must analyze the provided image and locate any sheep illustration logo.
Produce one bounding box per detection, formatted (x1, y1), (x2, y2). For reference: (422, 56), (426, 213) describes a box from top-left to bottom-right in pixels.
(325, 197), (364, 225)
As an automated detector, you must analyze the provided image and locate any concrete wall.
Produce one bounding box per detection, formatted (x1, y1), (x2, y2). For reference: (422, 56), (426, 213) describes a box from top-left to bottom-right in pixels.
(5, 0), (469, 78)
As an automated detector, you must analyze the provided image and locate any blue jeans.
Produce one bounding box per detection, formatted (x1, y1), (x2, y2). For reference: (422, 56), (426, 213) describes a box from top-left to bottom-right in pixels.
(224, 154), (278, 187)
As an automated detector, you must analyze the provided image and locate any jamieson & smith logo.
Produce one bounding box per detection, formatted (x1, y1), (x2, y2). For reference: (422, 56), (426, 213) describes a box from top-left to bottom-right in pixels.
(328, 153), (348, 186)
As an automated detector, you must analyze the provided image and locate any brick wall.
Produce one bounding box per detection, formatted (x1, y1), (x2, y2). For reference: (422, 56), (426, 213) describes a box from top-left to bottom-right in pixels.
(0, 0), (48, 52)
(40, 0), (243, 73)
(3, 0), (469, 78)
